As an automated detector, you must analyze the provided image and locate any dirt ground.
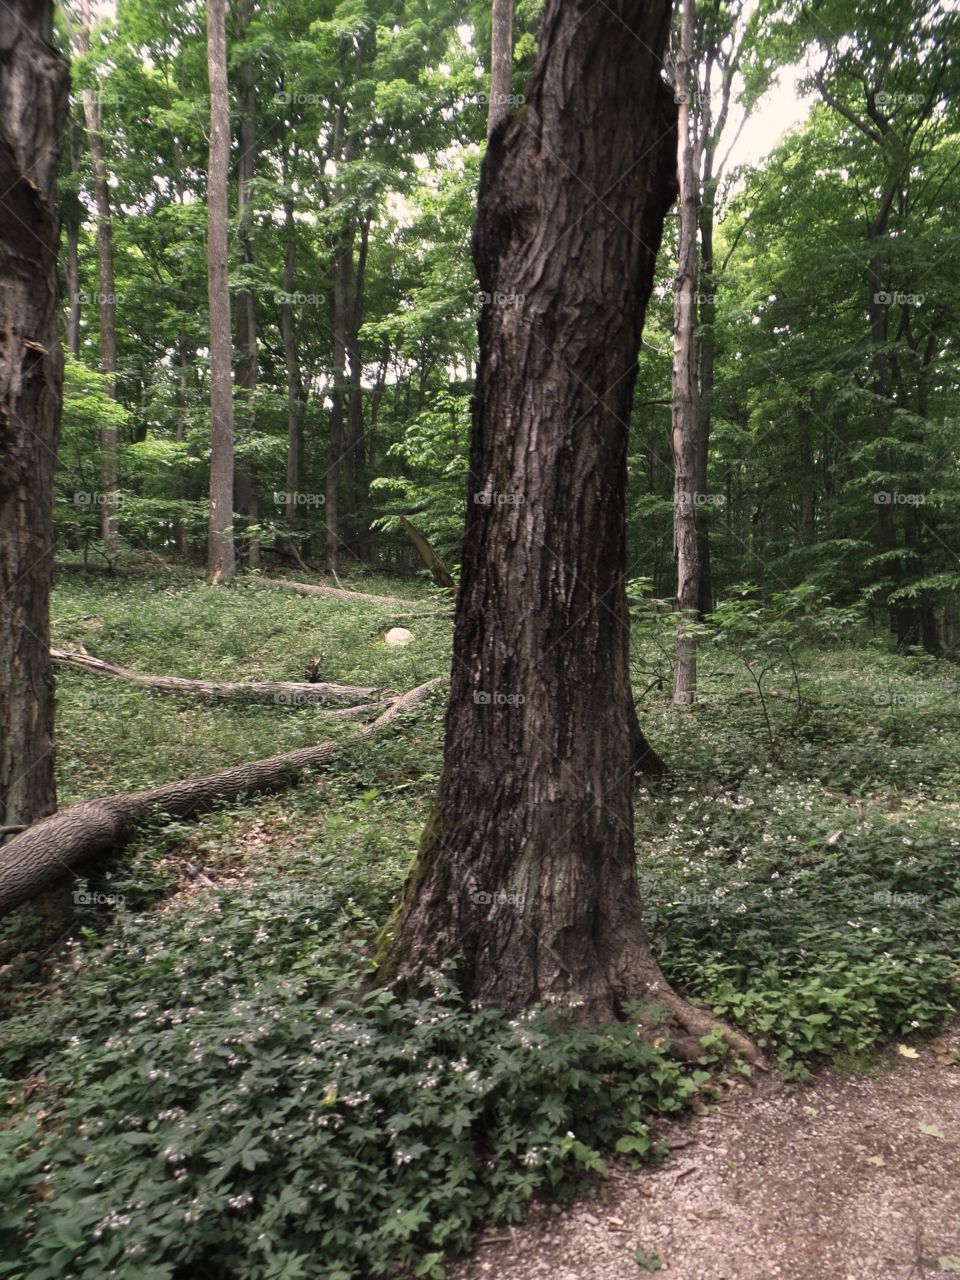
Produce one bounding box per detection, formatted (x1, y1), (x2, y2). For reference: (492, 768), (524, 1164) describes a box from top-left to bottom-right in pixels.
(450, 1026), (960, 1280)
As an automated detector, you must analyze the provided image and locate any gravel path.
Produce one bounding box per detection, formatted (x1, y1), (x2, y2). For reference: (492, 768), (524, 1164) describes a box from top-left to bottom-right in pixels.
(450, 1027), (960, 1280)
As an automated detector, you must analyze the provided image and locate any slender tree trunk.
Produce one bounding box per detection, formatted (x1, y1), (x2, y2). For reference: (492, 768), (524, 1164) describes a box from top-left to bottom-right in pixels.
(343, 217), (369, 557)
(233, 0), (260, 569)
(173, 325), (191, 557)
(671, 0), (700, 706)
(0, 0), (69, 830)
(77, 0), (118, 550)
(487, 0), (515, 136)
(797, 398), (816, 546)
(205, 0), (236, 585)
(325, 243), (348, 573)
(378, 0), (744, 1045)
(280, 198), (306, 536)
(64, 118), (82, 359)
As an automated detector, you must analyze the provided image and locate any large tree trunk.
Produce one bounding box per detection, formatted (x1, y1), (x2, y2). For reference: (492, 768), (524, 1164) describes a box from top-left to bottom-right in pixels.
(205, 0), (236, 586)
(487, 0), (515, 136)
(671, 0), (701, 707)
(378, 0), (751, 1058)
(0, 1), (69, 831)
(77, 0), (119, 551)
(0, 679), (443, 915)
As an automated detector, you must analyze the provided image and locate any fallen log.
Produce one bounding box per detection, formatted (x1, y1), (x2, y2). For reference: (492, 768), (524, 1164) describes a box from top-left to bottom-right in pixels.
(257, 576), (427, 610)
(0, 677), (446, 915)
(51, 648), (386, 705)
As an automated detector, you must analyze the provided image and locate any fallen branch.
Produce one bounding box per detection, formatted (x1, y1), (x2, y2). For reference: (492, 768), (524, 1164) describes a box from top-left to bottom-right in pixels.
(51, 648), (385, 705)
(257, 576), (427, 610)
(0, 677), (446, 915)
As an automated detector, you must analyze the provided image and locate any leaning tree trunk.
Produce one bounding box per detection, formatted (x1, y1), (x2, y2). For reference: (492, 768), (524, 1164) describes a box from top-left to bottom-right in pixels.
(378, 1), (754, 1062)
(671, 0), (701, 707)
(0, 2), (69, 832)
(205, 0), (236, 585)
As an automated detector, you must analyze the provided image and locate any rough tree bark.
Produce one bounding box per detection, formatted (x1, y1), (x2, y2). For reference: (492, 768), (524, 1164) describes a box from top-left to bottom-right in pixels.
(486, 0), (515, 136)
(77, 0), (119, 550)
(0, 1), (69, 832)
(378, 0), (756, 1061)
(0, 679), (443, 915)
(205, 0), (236, 585)
(671, 0), (701, 707)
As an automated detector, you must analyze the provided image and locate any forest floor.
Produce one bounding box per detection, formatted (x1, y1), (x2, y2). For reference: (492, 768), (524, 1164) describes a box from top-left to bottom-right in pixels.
(3, 567), (960, 1279)
(451, 1022), (960, 1280)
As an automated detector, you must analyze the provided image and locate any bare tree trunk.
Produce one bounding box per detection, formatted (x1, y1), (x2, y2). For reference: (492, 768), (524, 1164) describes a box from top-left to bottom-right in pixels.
(343, 218), (369, 557)
(233, 0), (260, 569)
(797, 398), (817, 546)
(205, 0), (236, 586)
(671, 0), (700, 707)
(64, 116), (83, 359)
(326, 233), (350, 572)
(173, 326), (191, 556)
(487, 0), (515, 136)
(280, 197), (306, 537)
(0, 0), (69, 830)
(77, 0), (119, 550)
(377, 1), (756, 1063)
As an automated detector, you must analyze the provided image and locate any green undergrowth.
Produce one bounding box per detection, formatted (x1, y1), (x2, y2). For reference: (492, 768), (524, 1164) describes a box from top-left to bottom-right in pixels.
(1, 572), (959, 1277)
